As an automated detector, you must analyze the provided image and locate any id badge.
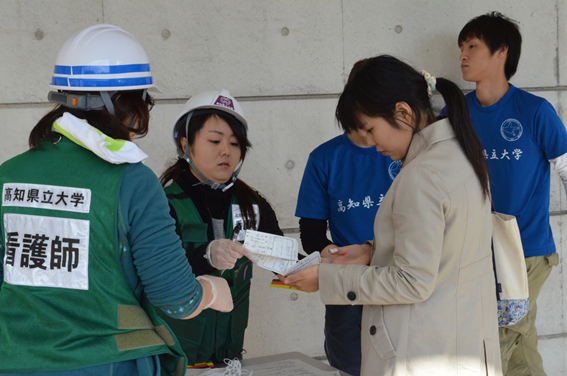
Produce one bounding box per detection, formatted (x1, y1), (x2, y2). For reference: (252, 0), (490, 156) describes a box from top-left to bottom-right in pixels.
(231, 204), (260, 241)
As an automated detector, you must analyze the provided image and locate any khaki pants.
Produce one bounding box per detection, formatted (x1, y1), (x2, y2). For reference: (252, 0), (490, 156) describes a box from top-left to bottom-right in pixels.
(499, 253), (559, 376)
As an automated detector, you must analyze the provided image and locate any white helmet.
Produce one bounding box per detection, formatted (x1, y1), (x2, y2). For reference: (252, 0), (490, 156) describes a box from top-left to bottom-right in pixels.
(173, 89), (247, 140)
(48, 24), (159, 115)
(173, 89), (248, 191)
(50, 24), (159, 92)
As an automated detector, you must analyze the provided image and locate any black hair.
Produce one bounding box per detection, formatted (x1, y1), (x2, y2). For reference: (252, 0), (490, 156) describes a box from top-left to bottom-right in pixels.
(458, 11), (522, 80)
(29, 90), (154, 148)
(339, 58), (369, 133)
(335, 55), (490, 199)
(160, 111), (261, 229)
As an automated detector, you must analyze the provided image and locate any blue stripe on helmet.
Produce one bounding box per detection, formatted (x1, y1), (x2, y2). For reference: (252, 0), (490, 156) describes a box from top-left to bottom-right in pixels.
(67, 76), (153, 88)
(54, 66), (72, 75)
(51, 76), (69, 86)
(71, 64), (151, 75)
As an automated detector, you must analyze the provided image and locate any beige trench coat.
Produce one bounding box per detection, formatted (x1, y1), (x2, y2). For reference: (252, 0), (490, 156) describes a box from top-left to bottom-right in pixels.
(319, 119), (502, 376)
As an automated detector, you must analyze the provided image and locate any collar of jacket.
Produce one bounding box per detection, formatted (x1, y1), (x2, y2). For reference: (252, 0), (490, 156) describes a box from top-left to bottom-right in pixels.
(403, 118), (455, 166)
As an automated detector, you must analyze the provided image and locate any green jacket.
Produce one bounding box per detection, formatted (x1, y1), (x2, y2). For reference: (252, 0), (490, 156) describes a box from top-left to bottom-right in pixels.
(0, 139), (186, 375)
(161, 182), (253, 365)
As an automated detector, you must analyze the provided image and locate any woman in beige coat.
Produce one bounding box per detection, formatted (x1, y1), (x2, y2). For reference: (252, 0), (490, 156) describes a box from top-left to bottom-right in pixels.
(280, 55), (502, 376)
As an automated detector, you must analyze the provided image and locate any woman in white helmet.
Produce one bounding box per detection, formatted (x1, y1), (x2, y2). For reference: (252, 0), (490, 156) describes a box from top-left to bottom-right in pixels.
(0, 25), (232, 376)
(159, 89), (283, 366)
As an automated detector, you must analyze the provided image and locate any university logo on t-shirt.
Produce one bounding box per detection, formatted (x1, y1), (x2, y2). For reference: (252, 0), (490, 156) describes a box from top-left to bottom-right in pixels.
(500, 119), (523, 142)
(388, 160), (402, 180)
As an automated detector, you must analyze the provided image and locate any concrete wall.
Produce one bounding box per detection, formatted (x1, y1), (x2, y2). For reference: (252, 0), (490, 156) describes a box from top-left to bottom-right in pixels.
(1, 1), (566, 374)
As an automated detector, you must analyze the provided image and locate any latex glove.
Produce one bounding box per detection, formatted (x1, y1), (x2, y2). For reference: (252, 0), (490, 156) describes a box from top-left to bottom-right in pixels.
(207, 239), (252, 270)
(197, 275), (233, 312)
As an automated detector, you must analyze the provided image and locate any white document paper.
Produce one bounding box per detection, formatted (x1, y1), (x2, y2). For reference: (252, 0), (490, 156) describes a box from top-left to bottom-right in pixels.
(244, 230), (298, 274)
(243, 230), (322, 275)
(284, 251), (321, 276)
(244, 230), (298, 259)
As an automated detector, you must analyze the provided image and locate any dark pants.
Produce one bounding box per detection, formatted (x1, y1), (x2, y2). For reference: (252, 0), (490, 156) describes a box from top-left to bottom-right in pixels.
(324, 304), (362, 376)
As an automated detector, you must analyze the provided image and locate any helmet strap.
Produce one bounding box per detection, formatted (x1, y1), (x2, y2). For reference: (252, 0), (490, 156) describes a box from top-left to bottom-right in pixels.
(100, 91), (116, 116)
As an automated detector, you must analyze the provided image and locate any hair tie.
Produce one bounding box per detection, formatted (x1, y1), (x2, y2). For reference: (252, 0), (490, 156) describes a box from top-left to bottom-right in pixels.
(420, 70), (437, 97)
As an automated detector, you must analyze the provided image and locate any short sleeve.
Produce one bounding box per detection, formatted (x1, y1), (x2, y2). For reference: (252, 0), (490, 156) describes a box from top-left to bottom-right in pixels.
(295, 153), (330, 220)
(533, 100), (567, 160)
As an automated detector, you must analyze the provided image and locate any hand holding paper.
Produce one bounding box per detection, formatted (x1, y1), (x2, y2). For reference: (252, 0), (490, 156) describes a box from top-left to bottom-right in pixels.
(278, 264), (320, 292)
(243, 230), (321, 275)
(283, 252), (321, 275)
(209, 239), (252, 270)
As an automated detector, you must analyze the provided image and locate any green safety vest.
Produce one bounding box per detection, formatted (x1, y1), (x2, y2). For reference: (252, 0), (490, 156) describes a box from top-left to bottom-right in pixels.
(0, 138), (186, 375)
(161, 182), (253, 365)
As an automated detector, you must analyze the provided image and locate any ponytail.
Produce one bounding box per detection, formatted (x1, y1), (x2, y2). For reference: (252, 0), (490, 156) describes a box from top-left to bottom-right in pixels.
(436, 78), (490, 199)
(336, 55), (490, 200)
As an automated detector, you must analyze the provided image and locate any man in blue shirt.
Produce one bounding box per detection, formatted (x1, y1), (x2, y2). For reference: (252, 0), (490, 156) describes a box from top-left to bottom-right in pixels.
(457, 12), (567, 375)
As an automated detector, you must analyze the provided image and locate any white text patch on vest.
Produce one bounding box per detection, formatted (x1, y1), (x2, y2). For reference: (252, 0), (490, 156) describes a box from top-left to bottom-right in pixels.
(3, 183), (91, 213)
(3, 214), (90, 290)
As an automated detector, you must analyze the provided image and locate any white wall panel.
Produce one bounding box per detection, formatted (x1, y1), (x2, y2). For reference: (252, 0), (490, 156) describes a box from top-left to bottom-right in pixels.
(558, 0), (567, 86)
(245, 233), (325, 358)
(539, 216), (564, 335)
(539, 336), (567, 376)
(0, 1), (103, 104)
(238, 98), (341, 229)
(103, 0), (344, 98)
(562, 216), (567, 332)
(0, 105), (53, 165)
(342, 0), (557, 91)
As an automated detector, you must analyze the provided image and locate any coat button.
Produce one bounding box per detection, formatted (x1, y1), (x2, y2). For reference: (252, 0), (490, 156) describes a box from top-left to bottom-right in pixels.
(347, 291), (356, 301)
(370, 325), (377, 335)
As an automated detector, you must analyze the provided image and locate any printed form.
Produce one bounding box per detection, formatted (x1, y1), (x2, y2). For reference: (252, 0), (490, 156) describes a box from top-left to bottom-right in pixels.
(244, 230), (320, 275)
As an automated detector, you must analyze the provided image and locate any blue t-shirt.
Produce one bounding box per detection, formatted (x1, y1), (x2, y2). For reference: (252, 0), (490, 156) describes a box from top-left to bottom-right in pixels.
(465, 84), (567, 257)
(295, 133), (399, 247)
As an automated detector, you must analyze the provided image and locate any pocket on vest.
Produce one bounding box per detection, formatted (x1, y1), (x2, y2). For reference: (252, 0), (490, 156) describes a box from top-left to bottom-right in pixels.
(158, 309), (213, 366)
(180, 223), (208, 244)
